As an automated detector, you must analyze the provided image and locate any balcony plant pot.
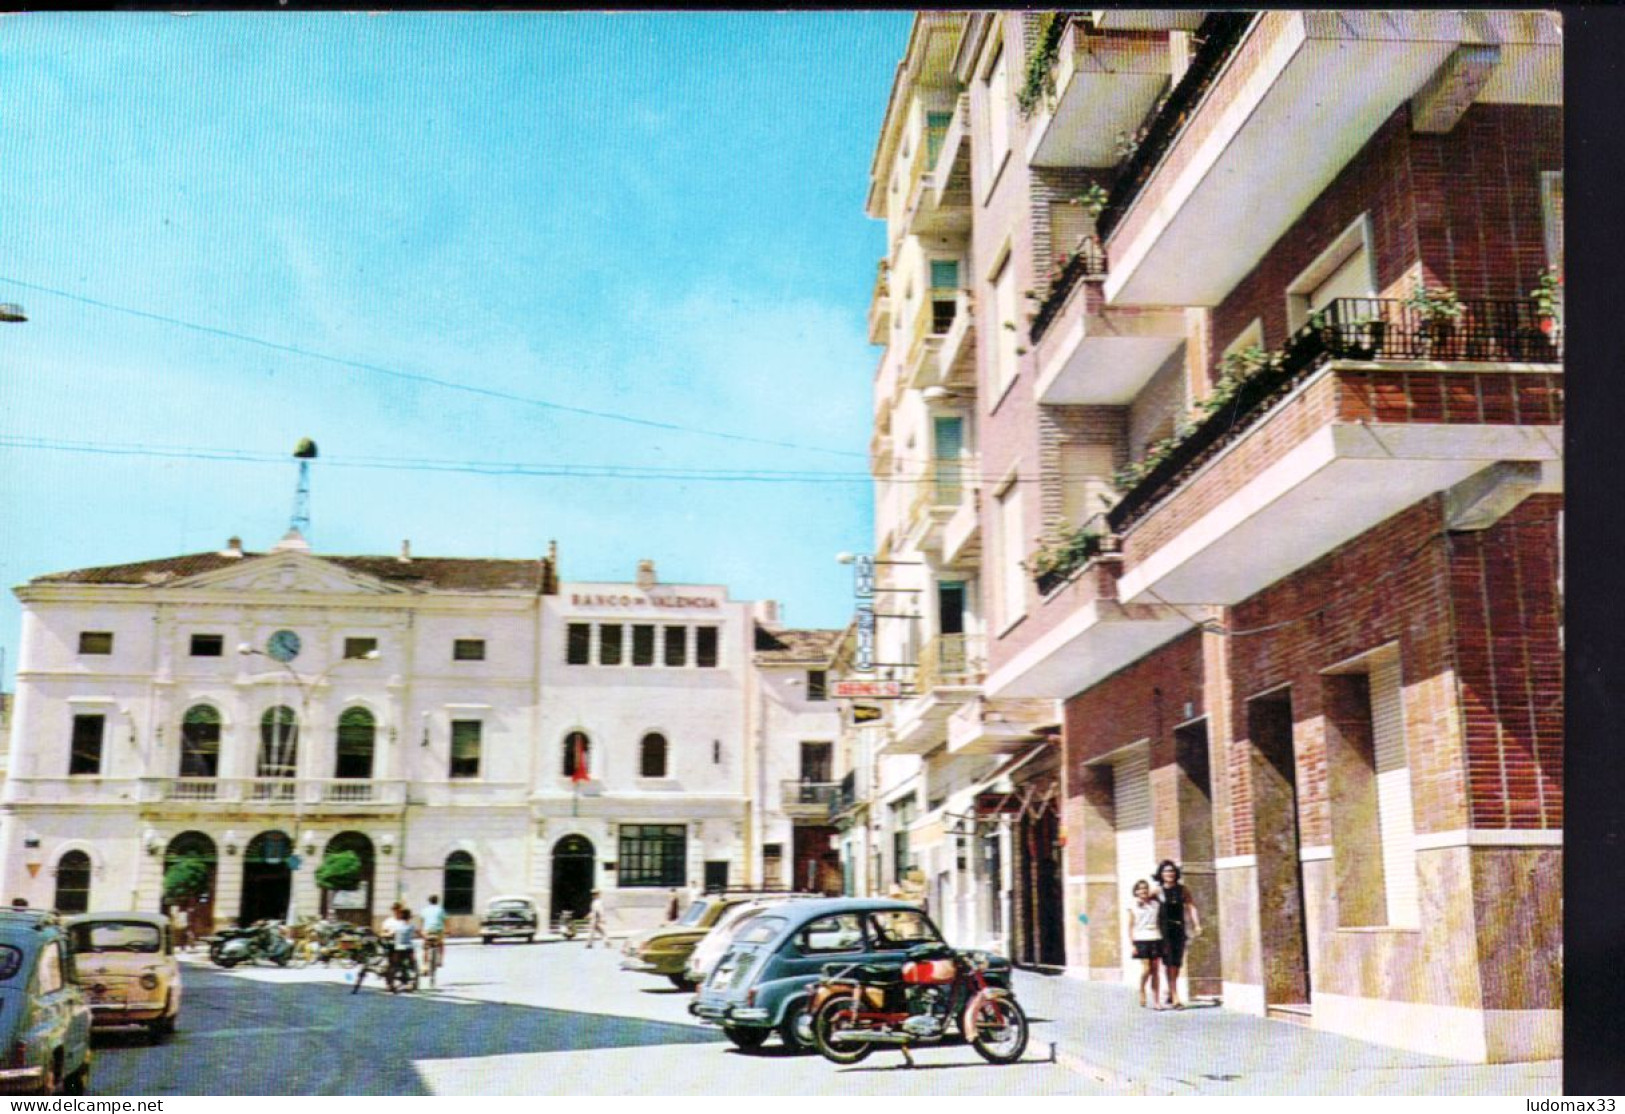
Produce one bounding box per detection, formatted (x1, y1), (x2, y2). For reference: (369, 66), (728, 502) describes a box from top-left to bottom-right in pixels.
(1340, 319), (1385, 361)
(1422, 318), (1458, 359)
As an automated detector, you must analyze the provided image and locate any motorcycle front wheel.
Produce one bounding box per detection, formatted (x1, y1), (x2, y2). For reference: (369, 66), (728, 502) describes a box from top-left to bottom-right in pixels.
(811, 995), (873, 1065)
(963, 991), (1029, 1064)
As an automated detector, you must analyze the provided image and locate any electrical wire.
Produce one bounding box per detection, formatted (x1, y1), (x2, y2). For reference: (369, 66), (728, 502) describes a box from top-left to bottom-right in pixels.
(0, 276), (867, 461)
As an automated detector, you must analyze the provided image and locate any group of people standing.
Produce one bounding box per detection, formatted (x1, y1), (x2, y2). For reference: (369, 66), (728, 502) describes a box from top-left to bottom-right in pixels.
(1127, 860), (1203, 1010)
(379, 895), (448, 989)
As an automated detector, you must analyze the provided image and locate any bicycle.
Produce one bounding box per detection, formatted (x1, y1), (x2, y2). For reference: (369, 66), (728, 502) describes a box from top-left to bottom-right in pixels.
(421, 932), (444, 988)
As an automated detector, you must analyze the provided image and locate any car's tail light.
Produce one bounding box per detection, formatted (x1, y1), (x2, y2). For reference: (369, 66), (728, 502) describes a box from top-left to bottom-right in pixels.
(745, 987), (757, 1007)
(8, 1040), (27, 1069)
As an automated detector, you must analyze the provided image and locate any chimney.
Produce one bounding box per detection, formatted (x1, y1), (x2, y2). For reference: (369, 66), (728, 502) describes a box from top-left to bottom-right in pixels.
(636, 559), (657, 591)
(399, 539), (412, 564)
(220, 536), (244, 558)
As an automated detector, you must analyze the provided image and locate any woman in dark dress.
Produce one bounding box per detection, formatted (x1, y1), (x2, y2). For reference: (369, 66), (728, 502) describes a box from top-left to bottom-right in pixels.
(1156, 860), (1203, 1009)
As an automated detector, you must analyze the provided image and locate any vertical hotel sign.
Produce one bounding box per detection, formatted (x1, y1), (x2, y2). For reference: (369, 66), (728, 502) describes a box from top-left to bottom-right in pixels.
(854, 555), (875, 672)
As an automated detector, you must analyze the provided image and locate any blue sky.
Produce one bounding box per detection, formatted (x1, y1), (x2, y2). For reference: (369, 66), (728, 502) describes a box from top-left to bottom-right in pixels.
(0, 12), (910, 681)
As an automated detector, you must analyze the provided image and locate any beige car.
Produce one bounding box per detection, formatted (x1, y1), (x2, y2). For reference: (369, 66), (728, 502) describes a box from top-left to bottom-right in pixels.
(65, 913), (180, 1043)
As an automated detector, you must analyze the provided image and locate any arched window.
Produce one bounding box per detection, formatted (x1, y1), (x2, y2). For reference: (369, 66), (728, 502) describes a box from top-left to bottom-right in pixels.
(443, 851), (475, 915)
(562, 731), (592, 779)
(335, 708), (375, 780)
(180, 705), (222, 778)
(640, 733), (669, 779)
(54, 850), (91, 914)
(258, 706), (298, 779)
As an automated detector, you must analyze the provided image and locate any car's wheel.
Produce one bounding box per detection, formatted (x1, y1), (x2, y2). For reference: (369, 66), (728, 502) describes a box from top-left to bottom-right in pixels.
(812, 994), (873, 1065)
(667, 973), (699, 990)
(217, 956), (239, 969)
(525, 935), (535, 944)
(777, 999), (815, 1055)
(64, 1057), (91, 1095)
(482, 936), (493, 945)
(722, 1026), (770, 1051)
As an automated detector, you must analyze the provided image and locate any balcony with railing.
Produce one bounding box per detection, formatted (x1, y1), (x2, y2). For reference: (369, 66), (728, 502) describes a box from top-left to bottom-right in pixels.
(926, 93), (972, 214)
(935, 290), (976, 392)
(1025, 15), (1173, 170)
(829, 769), (860, 822)
(904, 287), (962, 389)
(941, 485), (982, 572)
(904, 461), (972, 555)
(904, 112), (970, 238)
(1108, 296), (1563, 610)
(1101, 11), (1561, 307)
(868, 259), (892, 345)
(1029, 235), (1187, 406)
(131, 777), (409, 811)
(781, 779), (841, 819)
(885, 633), (986, 755)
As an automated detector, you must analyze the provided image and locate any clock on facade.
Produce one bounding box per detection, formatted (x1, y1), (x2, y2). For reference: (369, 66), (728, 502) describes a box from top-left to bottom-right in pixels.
(267, 629), (302, 663)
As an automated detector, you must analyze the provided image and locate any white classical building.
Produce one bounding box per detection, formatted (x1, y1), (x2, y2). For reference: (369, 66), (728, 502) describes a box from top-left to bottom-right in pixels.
(0, 535), (840, 935)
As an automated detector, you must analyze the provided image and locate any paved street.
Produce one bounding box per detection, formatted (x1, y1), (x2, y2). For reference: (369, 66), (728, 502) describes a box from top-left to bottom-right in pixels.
(89, 939), (1107, 1096)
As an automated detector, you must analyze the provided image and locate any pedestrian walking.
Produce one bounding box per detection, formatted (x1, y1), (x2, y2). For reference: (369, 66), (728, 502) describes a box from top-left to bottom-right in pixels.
(1155, 860), (1202, 1009)
(388, 906), (418, 992)
(1126, 879), (1165, 1009)
(585, 890), (607, 948)
(666, 889), (682, 922)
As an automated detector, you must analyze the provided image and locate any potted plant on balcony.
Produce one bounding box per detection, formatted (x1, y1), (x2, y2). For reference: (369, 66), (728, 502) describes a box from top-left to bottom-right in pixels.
(1404, 284), (1464, 357)
(1528, 267), (1563, 358)
(1340, 314), (1387, 360)
(1026, 520), (1107, 596)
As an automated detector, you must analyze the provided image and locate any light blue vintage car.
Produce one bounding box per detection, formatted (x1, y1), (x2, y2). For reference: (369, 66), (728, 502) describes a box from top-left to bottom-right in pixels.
(0, 911), (93, 1095)
(688, 897), (1012, 1054)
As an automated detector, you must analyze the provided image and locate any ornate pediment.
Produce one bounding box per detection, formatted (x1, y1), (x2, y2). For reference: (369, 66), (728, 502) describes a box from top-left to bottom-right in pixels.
(164, 553), (408, 597)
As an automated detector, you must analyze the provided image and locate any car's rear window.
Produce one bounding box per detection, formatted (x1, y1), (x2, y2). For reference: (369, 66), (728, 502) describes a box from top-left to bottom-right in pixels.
(734, 916), (786, 945)
(0, 945), (22, 982)
(489, 901), (532, 914)
(676, 901), (709, 926)
(69, 922), (162, 954)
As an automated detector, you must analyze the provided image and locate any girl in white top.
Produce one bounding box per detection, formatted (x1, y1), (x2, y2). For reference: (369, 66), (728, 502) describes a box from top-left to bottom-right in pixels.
(1126, 879), (1165, 1009)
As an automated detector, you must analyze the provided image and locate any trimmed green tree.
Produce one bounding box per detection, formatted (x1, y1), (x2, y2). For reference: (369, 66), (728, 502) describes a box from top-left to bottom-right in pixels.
(315, 850), (364, 893)
(162, 856), (211, 906)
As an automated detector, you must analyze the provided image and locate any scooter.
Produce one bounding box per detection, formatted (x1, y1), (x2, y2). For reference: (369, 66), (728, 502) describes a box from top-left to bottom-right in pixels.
(215, 921), (295, 967)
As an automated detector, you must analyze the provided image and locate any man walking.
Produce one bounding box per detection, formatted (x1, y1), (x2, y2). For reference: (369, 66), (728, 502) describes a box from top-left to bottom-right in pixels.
(585, 890), (607, 949)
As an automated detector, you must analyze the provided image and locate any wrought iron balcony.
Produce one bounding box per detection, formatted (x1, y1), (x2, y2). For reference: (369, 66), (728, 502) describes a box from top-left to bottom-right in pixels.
(1107, 296), (1563, 536)
(1030, 236), (1108, 344)
(830, 770), (859, 820)
(782, 779), (840, 816)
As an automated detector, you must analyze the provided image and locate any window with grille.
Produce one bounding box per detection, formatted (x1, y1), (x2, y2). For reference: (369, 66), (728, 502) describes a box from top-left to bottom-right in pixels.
(258, 707), (299, 779)
(663, 626), (687, 667)
(599, 624), (624, 666)
(566, 623), (591, 665)
(640, 733), (669, 778)
(69, 714), (104, 776)
(54, 853), (91, 915)
(449, 720), (482, 779)
(807, 670), (828, 701)
(618, 824), (686, 888)
(695, 626), (719, 668)
(78, 631), (113, 655)
(344, 637), (379, 660)
(443, 851), (475, 915)
(453, 639), (486, 662)
(190, 634), (224, 657)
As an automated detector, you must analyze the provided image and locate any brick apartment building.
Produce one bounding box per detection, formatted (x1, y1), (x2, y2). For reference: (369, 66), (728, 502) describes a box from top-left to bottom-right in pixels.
(857, 10), (1561, 1062)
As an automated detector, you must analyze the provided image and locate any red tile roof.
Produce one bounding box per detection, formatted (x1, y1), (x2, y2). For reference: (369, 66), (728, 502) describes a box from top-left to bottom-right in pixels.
(753, 625), (842, 665)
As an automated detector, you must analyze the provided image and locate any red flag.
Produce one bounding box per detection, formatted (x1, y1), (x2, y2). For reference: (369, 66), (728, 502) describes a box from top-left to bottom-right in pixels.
(571, 736), (589, 784)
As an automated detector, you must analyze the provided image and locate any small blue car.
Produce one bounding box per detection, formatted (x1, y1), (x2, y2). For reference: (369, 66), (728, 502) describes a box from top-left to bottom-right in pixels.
(0, 911), (93, 1095)
(688, 897), (1012, 1053)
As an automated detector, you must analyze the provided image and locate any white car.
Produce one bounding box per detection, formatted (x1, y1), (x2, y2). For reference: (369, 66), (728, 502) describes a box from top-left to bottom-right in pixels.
(683, 897), (819, 987)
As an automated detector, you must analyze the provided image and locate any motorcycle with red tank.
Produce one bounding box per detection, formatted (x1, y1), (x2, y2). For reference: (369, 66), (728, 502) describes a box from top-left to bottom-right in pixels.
(807, 942), (1030, 1065)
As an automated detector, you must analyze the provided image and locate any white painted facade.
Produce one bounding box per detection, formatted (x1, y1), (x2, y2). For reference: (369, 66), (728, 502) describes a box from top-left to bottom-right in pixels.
(1, 541), (838, 935)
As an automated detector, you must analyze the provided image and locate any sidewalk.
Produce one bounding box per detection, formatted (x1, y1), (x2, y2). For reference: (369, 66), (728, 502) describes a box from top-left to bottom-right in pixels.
(1016, 971), (1562, 1096)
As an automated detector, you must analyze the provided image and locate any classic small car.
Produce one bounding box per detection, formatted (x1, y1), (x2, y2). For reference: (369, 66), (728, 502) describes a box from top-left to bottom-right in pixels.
(0, 910), (93, 1095)
(480, 895), (539, 944)
(688, 897), (1012, 1054)
(65, 912), (181, 1042)
(620, 894), (749, 988)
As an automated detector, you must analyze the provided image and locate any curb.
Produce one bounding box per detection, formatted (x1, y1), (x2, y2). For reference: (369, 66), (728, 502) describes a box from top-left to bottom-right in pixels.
(1049, 1042), (1194, 1096)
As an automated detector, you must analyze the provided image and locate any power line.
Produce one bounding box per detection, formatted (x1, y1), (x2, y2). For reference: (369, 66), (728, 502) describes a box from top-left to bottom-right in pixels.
(0, 276), (868, 461)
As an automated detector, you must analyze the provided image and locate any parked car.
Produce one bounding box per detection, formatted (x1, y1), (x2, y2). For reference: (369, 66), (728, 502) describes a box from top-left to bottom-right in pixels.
(689, 897), (1012, 1054)
(65, 912), (181, 1042)
(480, 895), (539, 944)
(620, 894), (749, 988)
(683, 896), (824, 989)
(0, 910), (93, 1095)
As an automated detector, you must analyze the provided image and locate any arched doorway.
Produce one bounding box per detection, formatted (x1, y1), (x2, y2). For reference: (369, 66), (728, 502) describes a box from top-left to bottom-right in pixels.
(319, 832), (375, 926)
(163, 831), (218, 938)
(550, 835), (595, 924)
(54, 850), (91, 914)
(240, 830), (293, 924)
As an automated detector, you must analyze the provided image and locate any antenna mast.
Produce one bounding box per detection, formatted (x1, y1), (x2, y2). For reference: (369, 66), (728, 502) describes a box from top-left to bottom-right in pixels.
(290, 438), (318, 538)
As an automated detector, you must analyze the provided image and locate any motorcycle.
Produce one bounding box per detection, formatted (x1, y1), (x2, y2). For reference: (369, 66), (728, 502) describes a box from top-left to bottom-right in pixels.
(214, 920), (295, 968)
(808, 943), (1030, 1066)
